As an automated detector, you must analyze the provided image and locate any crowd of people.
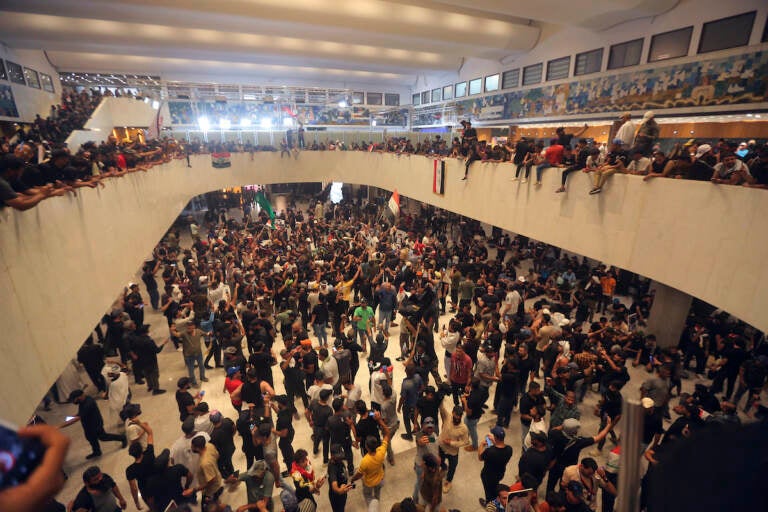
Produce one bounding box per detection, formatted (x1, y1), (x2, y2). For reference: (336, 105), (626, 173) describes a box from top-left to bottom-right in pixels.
(11, 192), (766, 512)
(3, 98), (767, 213)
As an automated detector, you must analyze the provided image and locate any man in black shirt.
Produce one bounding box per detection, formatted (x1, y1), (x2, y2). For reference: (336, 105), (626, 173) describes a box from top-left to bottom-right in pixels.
(478, 426), (513, 505)
(130, 325), (168, 395)
(72, 466), (128, 512)
(519, 381), (546, 448)
(308, 388), (334, 463)
(144, 462), (193, 512)
(210, 411), (237, 478)
(64, 390), (126, 459)
(546, 418), (614, 493)
(175, 377), (202, 422)
(77, 338), (107, 394)
(518, 431), (554, 489)
(327, 397), (355, 474)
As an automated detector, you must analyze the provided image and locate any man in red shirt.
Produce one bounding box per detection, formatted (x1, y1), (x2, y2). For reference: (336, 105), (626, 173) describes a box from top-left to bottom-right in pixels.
(535, 139), (564, 186)
(450, 344), (473, 404)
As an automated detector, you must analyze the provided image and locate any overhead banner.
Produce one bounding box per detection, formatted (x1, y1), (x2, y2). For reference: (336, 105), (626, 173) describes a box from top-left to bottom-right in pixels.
(433, 159), (445, 195)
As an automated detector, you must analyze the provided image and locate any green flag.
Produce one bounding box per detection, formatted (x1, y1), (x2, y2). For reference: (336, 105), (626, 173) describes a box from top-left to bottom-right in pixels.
(255, 191), (275, 228)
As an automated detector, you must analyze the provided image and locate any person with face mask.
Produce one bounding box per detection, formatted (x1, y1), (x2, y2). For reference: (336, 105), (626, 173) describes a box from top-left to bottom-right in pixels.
(437, 401), (469, 494)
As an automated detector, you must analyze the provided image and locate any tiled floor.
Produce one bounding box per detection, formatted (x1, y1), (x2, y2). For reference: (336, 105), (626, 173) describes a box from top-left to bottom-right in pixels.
(37, 222), (713, 512)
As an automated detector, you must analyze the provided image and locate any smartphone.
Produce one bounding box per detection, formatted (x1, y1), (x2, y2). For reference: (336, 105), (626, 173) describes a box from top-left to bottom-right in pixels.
(65, 416), (76, 422)
(368, 411), (375, 418)
(0, 421), (47, 490)
(485, 437), (493, 448)
(199, 390), (205, 396)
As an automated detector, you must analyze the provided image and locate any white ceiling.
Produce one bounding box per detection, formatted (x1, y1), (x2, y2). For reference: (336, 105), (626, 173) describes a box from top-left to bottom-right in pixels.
(0, 0), (679, 88)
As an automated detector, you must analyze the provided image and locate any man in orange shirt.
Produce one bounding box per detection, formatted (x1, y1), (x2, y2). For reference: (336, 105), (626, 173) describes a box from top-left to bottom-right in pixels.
(599, 271), (616, 315)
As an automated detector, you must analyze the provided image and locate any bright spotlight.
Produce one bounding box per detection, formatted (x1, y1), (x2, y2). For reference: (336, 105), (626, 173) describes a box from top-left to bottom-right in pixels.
(198, 116), (210, 131)
(371, 119), (377, 127)
(338, 100), (348, 108)
(144, 97), (150, 104)
(283, 117), (294, 128)
(151, 100), (159, 110)
(240, 118), (252, 128)
(260, 118), (273, 129)
(220, 119), (231, 130)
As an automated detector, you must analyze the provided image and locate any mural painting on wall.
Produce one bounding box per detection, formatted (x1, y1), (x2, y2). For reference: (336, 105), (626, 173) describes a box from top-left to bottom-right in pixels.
(167, 101), (408, 127)
(414, 50), (768, 125)
(0, 84), (19, 118)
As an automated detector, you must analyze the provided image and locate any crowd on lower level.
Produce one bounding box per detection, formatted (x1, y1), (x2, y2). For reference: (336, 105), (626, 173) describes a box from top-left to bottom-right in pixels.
(9, 195), (766, 512)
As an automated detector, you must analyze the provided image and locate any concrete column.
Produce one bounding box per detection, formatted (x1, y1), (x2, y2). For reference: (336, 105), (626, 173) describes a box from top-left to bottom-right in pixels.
(645, 281), (692, 348)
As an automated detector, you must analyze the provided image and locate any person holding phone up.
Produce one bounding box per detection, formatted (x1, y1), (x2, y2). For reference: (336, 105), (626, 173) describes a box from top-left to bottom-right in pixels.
(478, 426), (512, 507)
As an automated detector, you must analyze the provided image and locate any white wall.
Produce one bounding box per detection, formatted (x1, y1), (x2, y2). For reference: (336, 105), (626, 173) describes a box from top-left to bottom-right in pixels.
(416, 0), (768, 99)
(0, 46), (61, 122)
(64, 97), (160, 147)
(1, 152), (767, 423)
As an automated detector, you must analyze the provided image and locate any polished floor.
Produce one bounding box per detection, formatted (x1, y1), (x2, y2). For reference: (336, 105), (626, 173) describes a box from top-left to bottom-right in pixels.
(39, 241), (710, 512)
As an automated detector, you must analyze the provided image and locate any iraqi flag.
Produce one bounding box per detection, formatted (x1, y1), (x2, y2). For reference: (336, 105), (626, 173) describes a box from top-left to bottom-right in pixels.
(433, 159), (445, 194)
(388, 189), (400, 216)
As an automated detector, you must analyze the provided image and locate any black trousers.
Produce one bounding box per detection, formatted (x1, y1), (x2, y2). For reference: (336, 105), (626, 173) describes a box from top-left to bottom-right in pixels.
(481, 468), (503, 502)
(279, 435), (295, 473)
(85, 365), (107, 393)
(313, 427), (330, 462)
(217, 449), (235, 478)
(84, 426), (124, 455)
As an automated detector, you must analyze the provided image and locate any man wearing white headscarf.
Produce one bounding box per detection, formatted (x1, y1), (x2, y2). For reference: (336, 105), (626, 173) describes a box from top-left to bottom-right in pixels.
(633, 111), (659, 156)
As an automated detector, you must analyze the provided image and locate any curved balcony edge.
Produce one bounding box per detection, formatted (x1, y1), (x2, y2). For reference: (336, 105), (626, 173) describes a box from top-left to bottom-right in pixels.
(0, 151), (766, 423)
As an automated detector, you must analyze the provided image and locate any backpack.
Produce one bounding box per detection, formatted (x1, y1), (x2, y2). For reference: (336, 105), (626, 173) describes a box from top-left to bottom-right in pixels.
(333, 348), (352, 384)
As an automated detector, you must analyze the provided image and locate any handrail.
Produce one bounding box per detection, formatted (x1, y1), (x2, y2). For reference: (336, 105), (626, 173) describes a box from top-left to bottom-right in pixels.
(0, 151), (766, 424)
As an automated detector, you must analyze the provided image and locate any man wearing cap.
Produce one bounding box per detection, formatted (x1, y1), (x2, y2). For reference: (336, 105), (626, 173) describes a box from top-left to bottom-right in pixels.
(210, 411), (237, 478)
(62, 390), (127, 460)
(614, 113), (635, 149)
(547, 418), (614, 493)
(477, 426), (512, 507)
(411, 416), (440, 502)
(561, 457), (616, 511)
(172, 321), (208, 387)
(687, 144), (717, 181)
(640, 394), (664, 450)
(563, 480), (592, 512)
(237, 460), (274, 511)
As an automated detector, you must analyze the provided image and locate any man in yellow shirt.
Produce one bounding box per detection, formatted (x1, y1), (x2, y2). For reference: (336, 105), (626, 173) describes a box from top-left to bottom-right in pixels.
(351, 410), (391, 508)
(190, 435), (223, 507)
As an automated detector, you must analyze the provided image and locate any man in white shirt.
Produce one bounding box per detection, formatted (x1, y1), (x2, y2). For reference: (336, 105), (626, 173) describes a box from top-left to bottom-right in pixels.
(624, 149), (651, 176)
(614, 112), (635, 149)
(170, 417), (210, 487)
(319, 347), (339, 388)
(207, 278), (231, 311)
(500, 286), (522, 318)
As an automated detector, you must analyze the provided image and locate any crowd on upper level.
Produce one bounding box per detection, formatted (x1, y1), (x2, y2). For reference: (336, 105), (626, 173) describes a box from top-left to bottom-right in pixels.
(2, 100), (767, 212)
